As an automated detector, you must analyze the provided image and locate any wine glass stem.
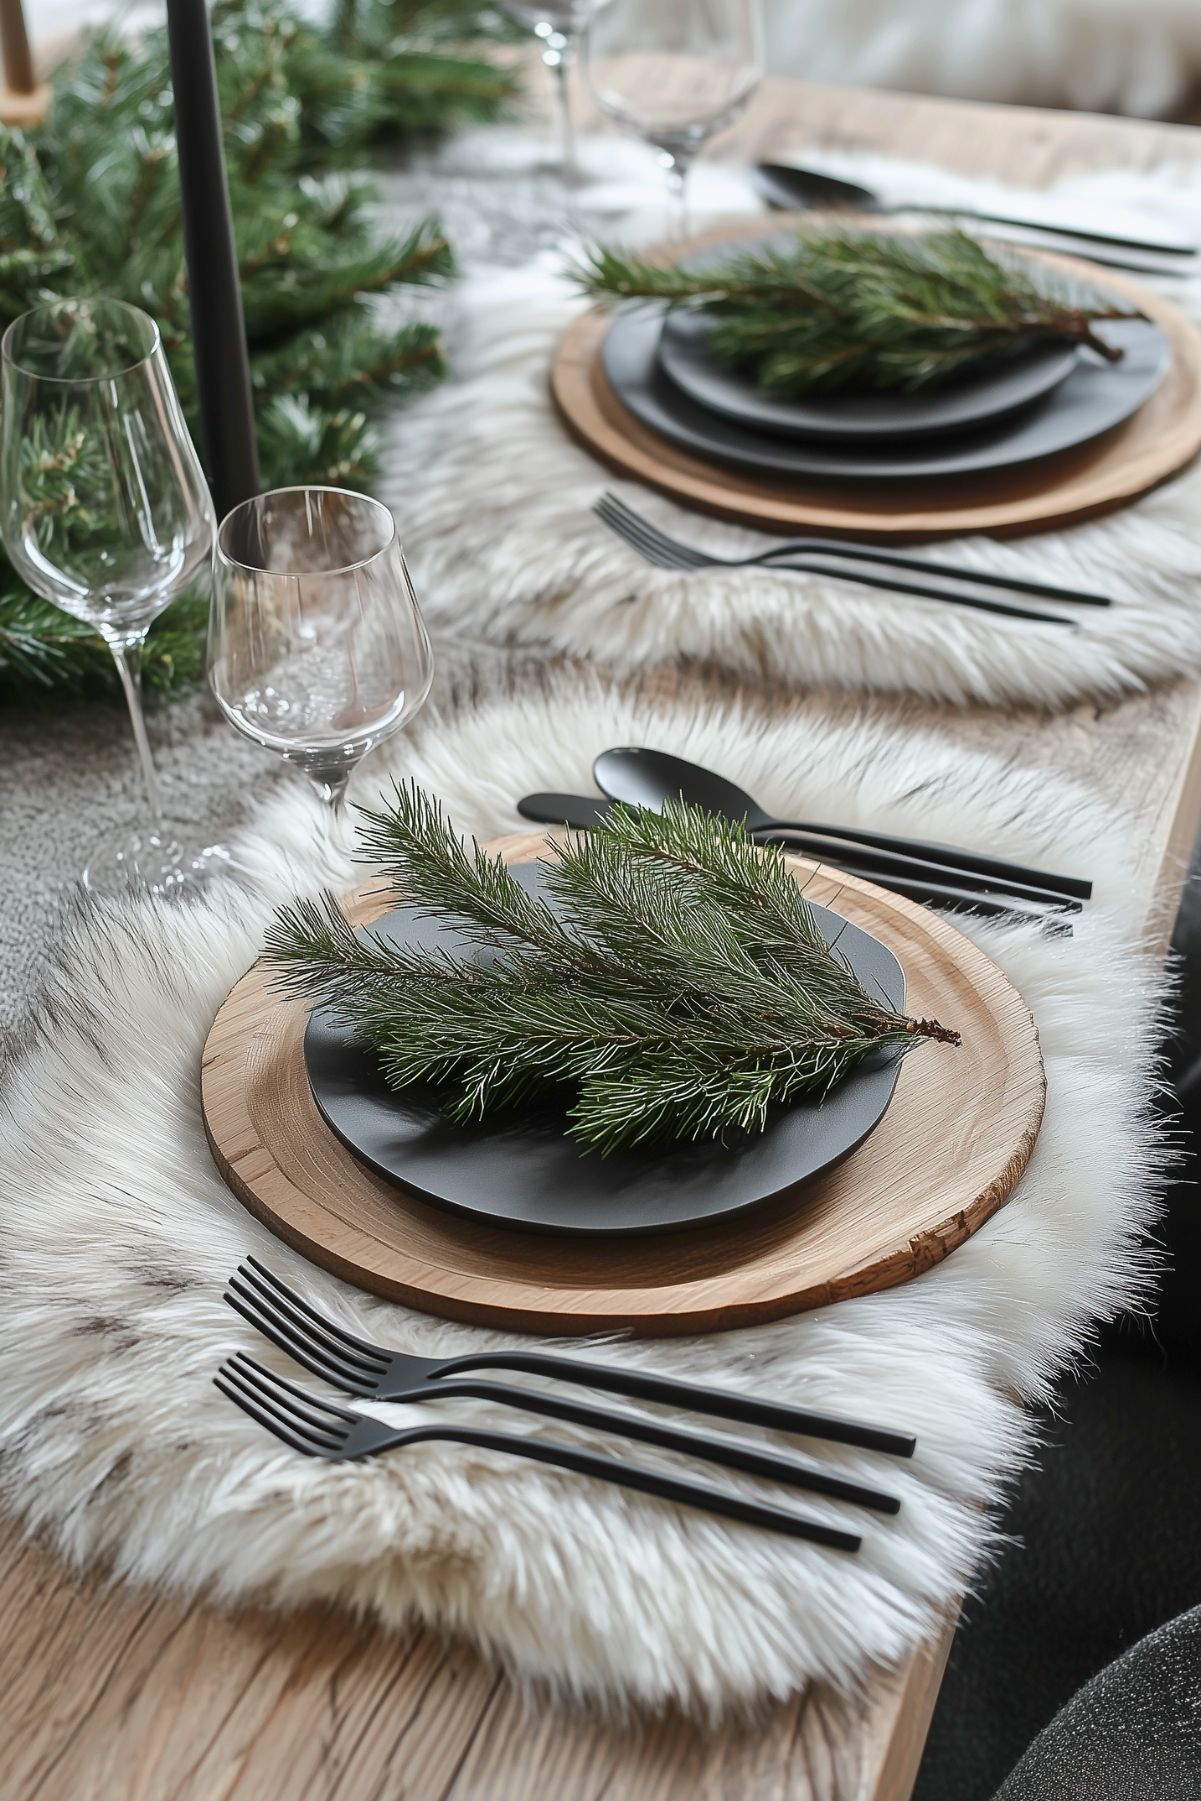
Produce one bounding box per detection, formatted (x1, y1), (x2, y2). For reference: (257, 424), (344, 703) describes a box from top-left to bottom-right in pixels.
(108, 632), (163, 827)
(660, 150), (693, 236)
(309, 773), (350, 811)
(541, 29), (577, 181)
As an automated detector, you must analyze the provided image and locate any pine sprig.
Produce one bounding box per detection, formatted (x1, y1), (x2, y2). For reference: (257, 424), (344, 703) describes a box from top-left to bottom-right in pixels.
(574, 230), (1143, 396)
(0, 0), (518, 707)
(264, 784), (958, 1156)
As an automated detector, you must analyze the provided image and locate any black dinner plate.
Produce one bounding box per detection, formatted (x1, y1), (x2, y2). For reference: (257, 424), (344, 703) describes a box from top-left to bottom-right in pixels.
(658, 309), (1081, 443)
(304, 865), (906, 1238)
(601, 309), (1168, 482)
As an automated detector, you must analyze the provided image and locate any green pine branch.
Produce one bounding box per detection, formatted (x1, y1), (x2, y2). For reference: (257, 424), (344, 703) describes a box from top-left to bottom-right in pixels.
(264, 786), (958, 1156)
(0, 0), (519, 707)
(574, 230), (1143, 396)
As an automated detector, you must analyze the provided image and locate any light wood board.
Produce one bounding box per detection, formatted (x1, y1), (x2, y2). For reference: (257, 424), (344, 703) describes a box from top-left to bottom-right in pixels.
(202, 830), (1045, 1335)
(552, 219), (1201, 538)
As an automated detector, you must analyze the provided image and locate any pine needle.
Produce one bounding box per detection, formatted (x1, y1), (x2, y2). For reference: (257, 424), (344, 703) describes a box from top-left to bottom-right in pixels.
(573, 230), (1143, 395)
(0, 0), (516, 707)
(264, 782), (959, 1156)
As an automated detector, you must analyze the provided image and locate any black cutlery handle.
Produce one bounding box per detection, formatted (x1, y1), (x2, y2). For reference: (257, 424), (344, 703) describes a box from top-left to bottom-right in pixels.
(517, 793), (1090, 910)
(766, 555), (1075, 626)
(389, 1424), (862, 1548)
(885, 197), (1195, 258)
(802, 853), (1072, 929)
(415, 1378), (899, 1513)
(434, 1353), (916, 1459)
(757, 822), (1092, 903)
(757, 543), (1111, 610)
(753, 828), (1080, 911)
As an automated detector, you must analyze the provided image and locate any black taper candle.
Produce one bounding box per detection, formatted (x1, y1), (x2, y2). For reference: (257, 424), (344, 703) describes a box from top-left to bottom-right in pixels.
(166, 0), (260, 520)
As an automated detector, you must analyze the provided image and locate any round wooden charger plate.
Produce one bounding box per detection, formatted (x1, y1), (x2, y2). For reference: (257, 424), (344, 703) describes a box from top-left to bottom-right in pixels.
(201, 831), (1046, 1336)
(551, 216), (1201, 539)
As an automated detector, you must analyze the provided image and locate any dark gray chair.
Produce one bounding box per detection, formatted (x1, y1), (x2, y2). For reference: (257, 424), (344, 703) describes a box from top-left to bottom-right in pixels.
(993, 1606), (1201, 1801)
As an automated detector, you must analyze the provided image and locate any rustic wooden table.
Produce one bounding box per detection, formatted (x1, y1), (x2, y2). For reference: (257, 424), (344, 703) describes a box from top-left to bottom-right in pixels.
(6, 74), (1201, 1801)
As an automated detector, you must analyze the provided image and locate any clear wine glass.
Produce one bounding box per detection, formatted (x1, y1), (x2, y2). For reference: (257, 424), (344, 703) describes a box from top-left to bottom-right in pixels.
(584, 0), (763, 231)
(498, 1), (613, 181)
(208, 487), (433, 813)
(0, 297), (216, 893)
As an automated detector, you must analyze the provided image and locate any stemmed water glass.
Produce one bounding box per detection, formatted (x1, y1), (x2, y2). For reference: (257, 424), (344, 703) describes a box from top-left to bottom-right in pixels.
(498, 1), (613, 181)
(584, 0), (763, 231)
(0, 297), (215, 892)
(207, 487), (433, 813)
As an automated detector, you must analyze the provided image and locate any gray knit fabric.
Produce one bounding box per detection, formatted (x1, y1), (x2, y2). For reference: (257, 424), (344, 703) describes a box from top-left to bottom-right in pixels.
(994, 1606), (1201, 1801)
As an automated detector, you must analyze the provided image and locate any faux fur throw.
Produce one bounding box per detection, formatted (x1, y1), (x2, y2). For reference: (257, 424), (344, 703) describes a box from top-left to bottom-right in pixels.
(387, 135), (1201, 710)
(0, 661), (1170, 1716)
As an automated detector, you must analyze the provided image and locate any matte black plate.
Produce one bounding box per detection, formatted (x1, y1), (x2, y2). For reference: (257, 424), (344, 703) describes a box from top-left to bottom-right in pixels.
(304, 866), (905, 1238)
(602, 309), (1168, 481)
(658, 309), (1081, 443)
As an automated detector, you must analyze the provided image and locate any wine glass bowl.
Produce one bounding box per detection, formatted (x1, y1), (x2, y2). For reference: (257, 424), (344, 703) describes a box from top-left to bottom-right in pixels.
(0, 296), (215, 892)
(1, 299), (211, 633)
(209, 487), (433, 807)
(584, 0), (763, 228)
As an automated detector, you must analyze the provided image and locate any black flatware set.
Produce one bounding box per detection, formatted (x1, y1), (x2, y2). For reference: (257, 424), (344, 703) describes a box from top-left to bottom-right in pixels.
(520, 745), (1090, 928)
(216, 1258), (914, 1549)
(595, 493), (1113, 628)
(752, 161), (1198, 276)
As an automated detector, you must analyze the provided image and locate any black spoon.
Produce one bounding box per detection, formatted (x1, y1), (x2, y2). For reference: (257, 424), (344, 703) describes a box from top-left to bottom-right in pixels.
(590, 749), (1092, 904)
(517, 793), (1072, 931)
(752, 163), (1197, 260)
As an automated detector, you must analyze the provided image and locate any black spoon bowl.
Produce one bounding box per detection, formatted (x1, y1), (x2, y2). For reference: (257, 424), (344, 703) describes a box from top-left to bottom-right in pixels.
(591, 747), (1092, 904)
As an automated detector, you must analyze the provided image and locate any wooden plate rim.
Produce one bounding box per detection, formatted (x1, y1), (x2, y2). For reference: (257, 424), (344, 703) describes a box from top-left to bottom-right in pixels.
(201, 835), (1047, 1336)
(551, 217), (1201, 540)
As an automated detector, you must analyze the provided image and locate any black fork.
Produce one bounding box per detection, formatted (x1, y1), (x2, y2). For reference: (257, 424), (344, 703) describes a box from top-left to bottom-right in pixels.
(215, 1353), (864, 1549)
(594, 495), (1081, 627)
(225, 1259), (916, 1465)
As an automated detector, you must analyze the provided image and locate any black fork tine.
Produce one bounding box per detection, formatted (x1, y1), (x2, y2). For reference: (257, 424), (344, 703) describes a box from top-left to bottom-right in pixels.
(216, 1362), (344, 1455)
(232, 1352), (363, 1427)
(225, 1278), (381, 1396)
(243, 1257), (391, 1366)
(594, 498), (694, 570)
(596, 496), (707, 568)
(216, 1364), (334, 1450)
(599, 508), (698, 570)
(231, 1266), (386, 1377)
(594, 503), (679, 568)
(214, 1371), (316, 1453)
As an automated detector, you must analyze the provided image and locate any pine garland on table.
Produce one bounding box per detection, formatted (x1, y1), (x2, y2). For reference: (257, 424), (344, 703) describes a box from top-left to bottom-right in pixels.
(574, 229), (1142, 397)
(0, 0), (520, 706)
(265, 785), (959, 1156)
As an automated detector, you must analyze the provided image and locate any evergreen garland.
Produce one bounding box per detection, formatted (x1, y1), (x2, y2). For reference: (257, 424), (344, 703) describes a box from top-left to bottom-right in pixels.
(0, 0), (519, 705)
(575, 229), (1142, 397)
(264, 785), (959, 1156)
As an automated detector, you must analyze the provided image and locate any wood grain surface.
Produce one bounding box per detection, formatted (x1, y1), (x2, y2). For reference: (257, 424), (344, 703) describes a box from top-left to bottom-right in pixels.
(552, 224), (1201, 538)
(6, 70), (1201, 1801)
(202, 831), (1045, 1334)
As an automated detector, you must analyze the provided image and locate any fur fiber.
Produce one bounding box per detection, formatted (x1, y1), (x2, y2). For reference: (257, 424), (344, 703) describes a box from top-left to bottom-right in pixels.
(387, 139), (1201, 711)
(0, 660), (1172, 1717)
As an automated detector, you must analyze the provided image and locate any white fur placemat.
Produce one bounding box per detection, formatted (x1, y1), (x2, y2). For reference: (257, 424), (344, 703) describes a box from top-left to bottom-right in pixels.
(0, 663), (1170, 1716)
(386, 135), (1201, 710)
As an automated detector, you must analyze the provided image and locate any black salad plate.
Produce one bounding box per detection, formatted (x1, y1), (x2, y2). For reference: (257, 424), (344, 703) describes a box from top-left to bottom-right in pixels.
(304, 864), (906, 1238)
(657, 308), (1081, 443)
(601, 309), (1169, 482)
